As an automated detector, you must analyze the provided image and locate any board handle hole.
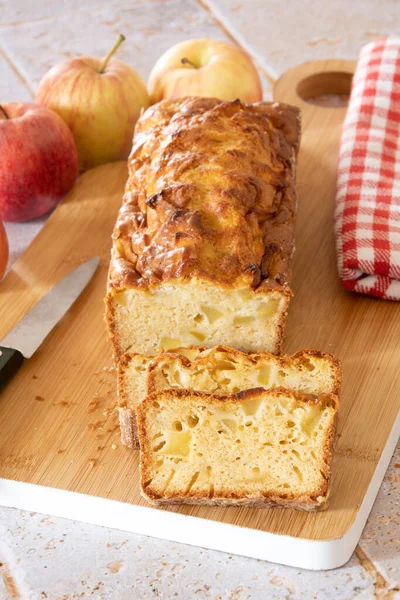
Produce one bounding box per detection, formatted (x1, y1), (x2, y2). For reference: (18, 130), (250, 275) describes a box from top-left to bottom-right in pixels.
(297, 71), (352, 108)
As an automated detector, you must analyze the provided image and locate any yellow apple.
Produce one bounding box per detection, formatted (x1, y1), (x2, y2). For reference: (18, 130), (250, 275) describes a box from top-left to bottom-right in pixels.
(148, 39), (262, 104)
(36, 35), (149, 171)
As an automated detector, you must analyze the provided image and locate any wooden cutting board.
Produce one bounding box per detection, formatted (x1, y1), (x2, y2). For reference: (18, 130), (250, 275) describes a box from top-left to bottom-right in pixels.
(1, 60), (399, 571)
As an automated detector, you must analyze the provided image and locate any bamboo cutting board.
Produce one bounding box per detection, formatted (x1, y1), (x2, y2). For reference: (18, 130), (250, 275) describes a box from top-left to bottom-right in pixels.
(1, 60), (399, 571)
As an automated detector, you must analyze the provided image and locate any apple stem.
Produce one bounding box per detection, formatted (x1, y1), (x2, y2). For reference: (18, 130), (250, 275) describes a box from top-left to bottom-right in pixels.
(181, 57), (197, 69)
(99, 34), (126, 74)
(0, 105), (9, 120)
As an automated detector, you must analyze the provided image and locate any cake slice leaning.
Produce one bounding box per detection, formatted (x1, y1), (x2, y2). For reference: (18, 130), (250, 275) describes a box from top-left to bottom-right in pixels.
(118, 346), (341, 447)
(136, 387), (339, 510)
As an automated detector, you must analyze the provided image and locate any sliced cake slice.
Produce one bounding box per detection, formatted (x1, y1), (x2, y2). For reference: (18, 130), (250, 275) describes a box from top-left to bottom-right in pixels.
(136, 387), (339, 510)
(118, 346), (341, 447)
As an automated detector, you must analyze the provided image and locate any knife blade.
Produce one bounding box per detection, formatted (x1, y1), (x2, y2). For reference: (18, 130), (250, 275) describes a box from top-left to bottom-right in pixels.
(0, 256), (99, 390)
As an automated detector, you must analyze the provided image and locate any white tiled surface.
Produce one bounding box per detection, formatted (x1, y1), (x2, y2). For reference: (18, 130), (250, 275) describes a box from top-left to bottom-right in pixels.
(203, 0), (400, 79)
(0, 51), (32, 102)
(0, 507), (382, 600)
(0, 0), (399, 597)
(0, 0), (124, 24)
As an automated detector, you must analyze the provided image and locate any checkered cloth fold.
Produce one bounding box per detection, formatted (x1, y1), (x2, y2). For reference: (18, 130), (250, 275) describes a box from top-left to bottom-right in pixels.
(335, 38), (400, 300)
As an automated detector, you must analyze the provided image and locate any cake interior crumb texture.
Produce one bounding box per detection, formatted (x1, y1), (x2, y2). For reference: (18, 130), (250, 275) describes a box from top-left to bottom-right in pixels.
(109, 280), (290, 356)
(137, 388), (338, 510)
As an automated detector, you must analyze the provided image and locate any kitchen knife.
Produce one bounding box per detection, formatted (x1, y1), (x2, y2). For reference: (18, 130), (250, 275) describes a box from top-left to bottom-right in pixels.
(0, 256), (100, 390)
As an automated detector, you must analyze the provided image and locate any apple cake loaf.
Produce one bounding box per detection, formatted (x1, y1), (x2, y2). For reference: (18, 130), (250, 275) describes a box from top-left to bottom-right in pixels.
(136, 387), (339, 510)
(105, 97), (301, 359)
(118, 346), (341, 447)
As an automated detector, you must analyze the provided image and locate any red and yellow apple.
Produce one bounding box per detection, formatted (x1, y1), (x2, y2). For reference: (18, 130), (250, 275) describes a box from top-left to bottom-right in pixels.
(148, 39), (263, 104)
(0, 220), (8, 280)
(0, 103), (78, 222)
(36, 35), (150, 171)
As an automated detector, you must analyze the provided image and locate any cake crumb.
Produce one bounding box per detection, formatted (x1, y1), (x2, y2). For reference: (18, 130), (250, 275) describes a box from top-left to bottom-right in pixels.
(88, 399), (100, 413)
(106, 560), (123, 573)
(97, 446), (104, 451)
(32, 375), (38, 380)
(88, 420), (105, 430)
(395, 463), (400, 468)
(88, 458), (96, 469)
(57, 449), (64, 455)
(106, 425), (119, 433)
(111, 444), (117, 450)
(58, 400), (71, 407)
(106, 542), (111, 548)
(35, 395), (45, 402)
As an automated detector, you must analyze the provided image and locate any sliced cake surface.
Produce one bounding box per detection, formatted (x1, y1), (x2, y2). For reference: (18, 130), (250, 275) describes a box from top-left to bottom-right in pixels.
(118, 346), (341, 447)
(136, 387), (339, 510)
(105, 97), (301, 358)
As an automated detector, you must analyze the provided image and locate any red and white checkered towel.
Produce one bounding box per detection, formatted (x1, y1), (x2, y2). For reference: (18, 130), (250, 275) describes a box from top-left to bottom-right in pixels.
(335, 38), (400, 300)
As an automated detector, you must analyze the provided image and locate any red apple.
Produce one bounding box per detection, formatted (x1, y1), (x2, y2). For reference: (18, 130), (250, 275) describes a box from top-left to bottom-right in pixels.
(36, 35), (150, 171)
(0, 103), (78, 222)
(0, 220), (8, 280)
(148, 39), (263, 104)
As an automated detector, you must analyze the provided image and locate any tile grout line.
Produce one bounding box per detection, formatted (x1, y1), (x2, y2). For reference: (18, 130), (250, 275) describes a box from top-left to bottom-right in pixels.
(355, 545), (400, 599)
(0, 45), (35, 99)
(196, 0), (277, 88)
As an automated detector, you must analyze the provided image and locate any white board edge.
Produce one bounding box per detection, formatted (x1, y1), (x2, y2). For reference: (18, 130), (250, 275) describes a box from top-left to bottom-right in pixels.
(1, 413), (398, 571)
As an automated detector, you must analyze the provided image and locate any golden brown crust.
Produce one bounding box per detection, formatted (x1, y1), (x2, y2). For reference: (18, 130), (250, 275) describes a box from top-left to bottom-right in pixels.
(107, 97), (300, 292)
(104, 295), (117, 361)
(136, 388), (339, 510)
(116, 351), (133, 409)
(118, 407), (138, 448)
(146, 345), (342, 395)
